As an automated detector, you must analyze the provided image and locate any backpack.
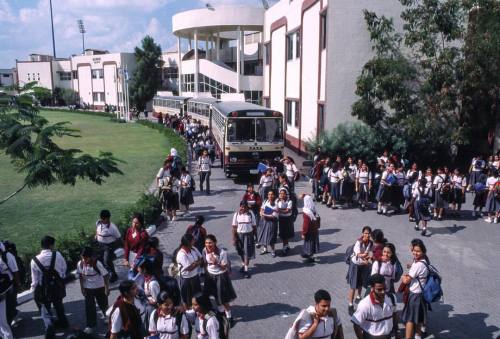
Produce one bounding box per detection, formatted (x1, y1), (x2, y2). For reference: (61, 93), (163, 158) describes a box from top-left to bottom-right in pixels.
(345, 244), (355, 264)
(494, 182), (500, 199)
(202, 310), (229, 339)
(474, 182), (486, 193)
(33, 251), (66, 303)
(417, 261), (443, 305)
(285, 308), (339, 339)
(386, 173), (396, 185)
(418, 188), (430, 208)
(394, 258), (404, 282)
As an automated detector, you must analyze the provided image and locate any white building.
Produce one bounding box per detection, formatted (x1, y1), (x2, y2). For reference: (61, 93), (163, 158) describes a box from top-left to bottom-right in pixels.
(262, 0), (403, 153)
(16, 50), (136, 110)
(0, 68), (16, 87)
(172, 6), (265, 104)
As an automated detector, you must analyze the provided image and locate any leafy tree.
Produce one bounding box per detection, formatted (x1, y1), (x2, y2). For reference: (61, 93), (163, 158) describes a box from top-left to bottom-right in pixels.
(130, 35), (164, 112)
(353, 0), (500, 166)
(307, 122), (406, 163)
(0, 82), (123, 205)
(54, 87), (78, 106)
(32, 86), (52, 106)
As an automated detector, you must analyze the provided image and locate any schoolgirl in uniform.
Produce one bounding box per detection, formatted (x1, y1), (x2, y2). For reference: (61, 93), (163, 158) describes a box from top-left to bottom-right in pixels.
(371, 164), (385, 202)
(301, 194), (321, 263)
(192, 294), (220, 339)
(493, 155), (500, 170)
(413, 178), (432, 236)
(232, 201), (257, 279)
(450, 168), (467, 212)
(347, 226), (373, 316)
(180, 167), (194, 217)
(202, 234), (237, 326)
(139, 259), (161, 330)
(258, 168), (274, 201)
(484, 169), (500, 223)
(469, 155), (485, 191)
(472, 168), (488, 217)
(242, 183), (262, 227)
(376, 163), (396, 215)
(321, 158), (331, 204)
(162, 176), (181, 221)
(341, 156), (357, 207)
(327, 162), (342, 208)
(393, 165), (406, 214)
(371, 243), (399, 294)
(432, 167), (448, 220)
(258, 190), (279, 257)
(283, 156), (299, 192)
(277, 188), (294, 255)
(370, 229), (386, 262)
(175, 234), (203, 308)
(148, 291), (190, 339)
(401, 240), (430, 339)
(355, 162), (372, 211)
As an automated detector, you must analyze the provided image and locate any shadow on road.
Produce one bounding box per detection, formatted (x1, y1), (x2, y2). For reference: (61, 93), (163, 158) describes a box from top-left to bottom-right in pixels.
(232, 302), (301, 323)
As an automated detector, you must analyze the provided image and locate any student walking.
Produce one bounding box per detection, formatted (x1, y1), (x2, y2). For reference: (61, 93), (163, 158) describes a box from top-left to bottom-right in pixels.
(351, 274), (398, 339)
(301, 194), (321, 263)
(124, 213), (150, 268)
(198, 149), (212, 195)
(180, 167), (195, 216)
(346, 226), (373, 316)
(258, 190), (279, 257)
(77, 247), (109, 334)
(232, 201), (257, 279)
(355, 162), (372, 211)
(290, 289), (344, 339)
(30, 236), (69, 337)
(277, 188), (294, 255)
(202, 234), (237, 327)
(109, 280), (143, 339)
(413, 178), (432, 236)
(176, 234), (203, 308)
(192, 294), (221, 339)
(186, 215), (208, 254)
(95, 209), (120, 283)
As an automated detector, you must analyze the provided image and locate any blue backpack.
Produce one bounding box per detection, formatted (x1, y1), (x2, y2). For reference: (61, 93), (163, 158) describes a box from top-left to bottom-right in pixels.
(418, 261), (443, 305)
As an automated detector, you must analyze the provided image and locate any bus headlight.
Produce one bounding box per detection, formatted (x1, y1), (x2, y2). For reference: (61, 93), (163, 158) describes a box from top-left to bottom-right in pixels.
(230, 157), (237, 163)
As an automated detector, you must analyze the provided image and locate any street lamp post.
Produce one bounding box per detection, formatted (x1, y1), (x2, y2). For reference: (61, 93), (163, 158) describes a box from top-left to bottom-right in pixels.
(77, 19), (86, 55)
(49, 0), (56, 58)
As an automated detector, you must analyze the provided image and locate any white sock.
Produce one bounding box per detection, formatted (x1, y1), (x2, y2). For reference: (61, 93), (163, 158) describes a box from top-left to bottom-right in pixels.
(415, 335), (422, 339)
(225, 310), (232, 318)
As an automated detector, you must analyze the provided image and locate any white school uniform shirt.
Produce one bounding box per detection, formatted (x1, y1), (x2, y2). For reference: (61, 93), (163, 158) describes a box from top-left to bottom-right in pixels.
(176, 248), (202, 279)
(412, 186), (431, 201)
(30, 249), (67, 289)
(157, 167), (171, 180)
(277, 199), (293, 217)
(232, 211), (256, 233)
(145, 278), (161, 303)
(433, 174), (446, 191)
(285, 162), (298, 180)
(110, 300), (143, 334)
(472, 159), (485, 172)
(76, 259), (108, 289)
(202, 248), (229, 275)
(328, 169), (342, 183)
(406, 170), (423, 182)
(297, 305), (342, 337)
(259, 174), (273, 188)
(352, 240), (372, 265)
(409, 260), (429, 293)
(347, 164), (358, 181)
(196, 314), (219, 339)
(181, 174), (192, 188)
(0, 250), (18, 280)
(371, 261), (395, 291)
(95, 221), (121, 244)
(171, 178), (181, 193)
(493, 161), (500, 169)
(356, 170), (371, 184)
(261, 200), (279, 218)
(425, 175), (433, 189)
(451, 175), (467, 189)
(149, 310), (190, 339)
(198, 156), (211, 172)
(486, 176), (498, 190)
(351, 294), (396, 336)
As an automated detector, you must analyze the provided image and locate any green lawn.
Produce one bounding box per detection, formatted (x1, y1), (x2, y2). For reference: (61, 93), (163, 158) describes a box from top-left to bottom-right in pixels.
(0, 110), (179, 254)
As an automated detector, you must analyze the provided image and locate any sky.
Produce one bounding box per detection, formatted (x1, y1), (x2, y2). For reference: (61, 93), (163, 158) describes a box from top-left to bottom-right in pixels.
(0, 0), (275, 67)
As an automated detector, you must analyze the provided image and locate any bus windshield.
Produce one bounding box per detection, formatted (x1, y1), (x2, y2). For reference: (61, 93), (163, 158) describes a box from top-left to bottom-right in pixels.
(227, 117), (283, 143)
(227, 118), (255, 142)
(255, 118), (283, 143)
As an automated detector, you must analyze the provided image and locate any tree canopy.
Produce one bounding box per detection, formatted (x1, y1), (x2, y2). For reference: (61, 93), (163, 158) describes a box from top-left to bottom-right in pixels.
(130, 35), (164, 112)
(352, 0), (500, 166)
(0, 82), (123, 205)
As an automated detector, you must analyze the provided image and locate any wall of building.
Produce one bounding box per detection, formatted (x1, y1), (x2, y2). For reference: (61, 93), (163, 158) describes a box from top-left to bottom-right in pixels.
(52, 60), (73, 90)
(16, 61), (53, 89)
(325, 0), (403, 130)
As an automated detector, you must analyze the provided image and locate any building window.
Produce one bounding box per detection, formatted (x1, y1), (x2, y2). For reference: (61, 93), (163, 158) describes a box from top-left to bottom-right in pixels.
(72, 71), (78, 79)
(262, 97), (270, 108)
(318, 104), (325, 134)
(37, 73), (40, 81)
(264, 43), (270, 65)
(58, 72), (71, 81)
(91, 69), (104, 79)
(92, 92), (104, 102)
(287, 31), (300, 61)
(320, 14), (327, 50)
(285, 99), (300, 127)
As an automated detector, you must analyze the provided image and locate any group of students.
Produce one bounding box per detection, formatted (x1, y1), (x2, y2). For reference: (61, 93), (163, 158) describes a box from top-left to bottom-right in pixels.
(310, 150), (500, 236)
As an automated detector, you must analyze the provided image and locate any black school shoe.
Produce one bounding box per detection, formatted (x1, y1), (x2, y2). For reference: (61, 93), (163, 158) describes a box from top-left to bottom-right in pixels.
(244, 271), (251, 279)
(348, 304), (355, 316)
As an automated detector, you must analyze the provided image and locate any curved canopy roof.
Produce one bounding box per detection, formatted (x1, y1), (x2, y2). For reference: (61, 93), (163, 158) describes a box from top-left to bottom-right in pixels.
(172, 6), (265, 40)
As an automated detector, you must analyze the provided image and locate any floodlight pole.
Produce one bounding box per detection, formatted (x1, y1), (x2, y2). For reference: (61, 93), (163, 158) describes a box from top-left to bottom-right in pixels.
(49, 0), (56, 58)
(78, 20), (86, 55)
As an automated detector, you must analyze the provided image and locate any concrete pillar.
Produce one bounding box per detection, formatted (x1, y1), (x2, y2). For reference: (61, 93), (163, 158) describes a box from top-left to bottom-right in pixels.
(177, 36), (182, 96)
(240, 29), (245, 77)
(189, 38), (192, 50)
(205, 37), (209, 61)
(216, 32), (220, 61)
(194, 30), (199, 94)
(236, 26), (241, 92)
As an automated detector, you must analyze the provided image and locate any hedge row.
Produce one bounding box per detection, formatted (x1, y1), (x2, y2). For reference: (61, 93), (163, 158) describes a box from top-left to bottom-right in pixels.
(43, 107), (115, 118)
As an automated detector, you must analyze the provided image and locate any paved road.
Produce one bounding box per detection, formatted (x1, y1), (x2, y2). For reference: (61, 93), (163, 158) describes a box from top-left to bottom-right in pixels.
(14, 158), (500, 338)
